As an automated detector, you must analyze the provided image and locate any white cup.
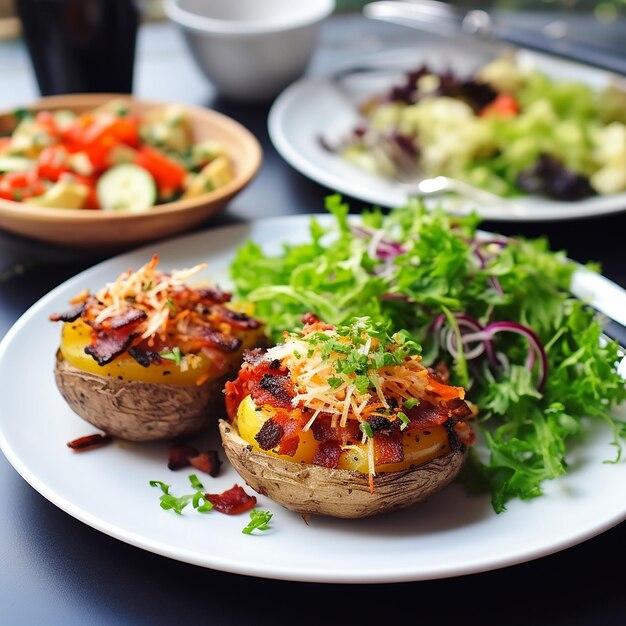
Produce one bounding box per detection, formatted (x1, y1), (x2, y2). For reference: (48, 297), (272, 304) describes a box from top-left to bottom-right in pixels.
(165, 0), (336, 102)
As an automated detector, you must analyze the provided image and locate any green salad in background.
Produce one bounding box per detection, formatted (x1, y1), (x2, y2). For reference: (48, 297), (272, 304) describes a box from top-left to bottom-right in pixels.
(334, 54), (626, 201)
(230, 196), (626, 512)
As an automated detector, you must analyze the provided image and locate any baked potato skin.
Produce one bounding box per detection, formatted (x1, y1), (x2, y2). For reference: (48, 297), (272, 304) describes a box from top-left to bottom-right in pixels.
(55, 352), (229, 442)
(219, 419), (467, 519)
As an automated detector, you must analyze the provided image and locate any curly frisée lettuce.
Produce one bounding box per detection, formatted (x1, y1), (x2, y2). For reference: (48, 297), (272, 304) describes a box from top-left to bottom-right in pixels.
(230, 195), (626, 512)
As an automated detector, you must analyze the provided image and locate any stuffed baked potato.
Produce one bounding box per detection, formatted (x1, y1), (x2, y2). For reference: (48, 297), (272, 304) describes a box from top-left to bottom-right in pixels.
(220, 315), (474, 518)
(51, 255), (265, 441)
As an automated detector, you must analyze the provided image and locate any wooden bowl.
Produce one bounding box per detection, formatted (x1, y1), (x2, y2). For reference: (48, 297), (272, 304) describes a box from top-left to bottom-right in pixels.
(0, 94), (262, 249)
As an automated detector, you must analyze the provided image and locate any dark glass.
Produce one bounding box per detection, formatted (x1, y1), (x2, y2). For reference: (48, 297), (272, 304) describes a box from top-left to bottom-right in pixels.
(15, 0), (141, 96)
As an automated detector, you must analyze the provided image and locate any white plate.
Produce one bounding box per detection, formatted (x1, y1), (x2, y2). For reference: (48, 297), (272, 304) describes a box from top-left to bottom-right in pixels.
(269, 47), (626, 221)
(1, 215), (625, 584)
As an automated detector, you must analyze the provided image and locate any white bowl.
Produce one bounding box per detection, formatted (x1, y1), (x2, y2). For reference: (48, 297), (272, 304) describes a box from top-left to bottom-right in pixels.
(165, 0), (335, 102)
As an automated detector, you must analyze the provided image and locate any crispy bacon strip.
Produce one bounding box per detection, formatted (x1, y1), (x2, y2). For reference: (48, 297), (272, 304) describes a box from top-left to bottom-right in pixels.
(205, 484), (257, 515)
(212, 305), (263, 330)
(312, 440), (342, 468)
(84, 330), (137, 365)
(301, 311), (320, 325)
(108, 307), (148, 330)
(374, 430), (404, 465)
(407, 400), (452, 429)
(66, 433), (112, 451)
(310, 414), (360, 444)
(255, 418), (284, 450)
(168, 445), (222, 476)
(128, 347), (162, 367)
(277, 435), (300, 457)
(254, 373), (295, 409)
(49, 303), (85, 323)
(190, 327), (242, 352)
(190, 451), (222, 477)
(196, 286), (232, 304)
(85, 328), (135, 365)
(428, 362), (450, 384)
(167, 444), (200, 470)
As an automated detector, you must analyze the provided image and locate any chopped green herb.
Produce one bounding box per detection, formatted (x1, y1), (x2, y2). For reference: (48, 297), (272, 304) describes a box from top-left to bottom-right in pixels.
(359, 422), (374, 438)
(13, 107), (32, 121)
(150, 475), (213, 515)
(161, 346), (183, 366)
(149, 480), (171, 494)
(327, 375), (344, 389)
(354, 374), (371, 394)
(242, 509), (273, 535)
(189, 474), (204, 490)
(158, 493), (194, 515)
(192, 491), (213, 513)
(397, 411), (410, 430)
(404, 397), (419, 409)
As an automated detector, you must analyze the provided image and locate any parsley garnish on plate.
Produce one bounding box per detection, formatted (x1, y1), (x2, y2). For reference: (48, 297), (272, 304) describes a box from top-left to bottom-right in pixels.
(230, 195), (626, 513)
(150, 477), (272, 532)
(242, 510), (273, 535)
(149, 475), (213, 515)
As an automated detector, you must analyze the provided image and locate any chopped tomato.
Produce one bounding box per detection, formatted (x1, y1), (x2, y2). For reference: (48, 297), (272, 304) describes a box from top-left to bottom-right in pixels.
(61, 113), (94, 151)
(82, 114), (140, 147)
(35, 111), (60, 137)
(135, 146), (186, 193)
(105, 116), (140, 148)
(83, 133), (118, 172)
(37, 146), (69, 182)
(0, 170), (46, 201)
(480, 93), (520, 118)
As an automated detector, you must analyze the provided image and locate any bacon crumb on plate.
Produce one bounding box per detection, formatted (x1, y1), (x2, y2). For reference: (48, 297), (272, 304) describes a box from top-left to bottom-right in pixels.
(66, 433), (112, 451)
(205, 484), (257, 515)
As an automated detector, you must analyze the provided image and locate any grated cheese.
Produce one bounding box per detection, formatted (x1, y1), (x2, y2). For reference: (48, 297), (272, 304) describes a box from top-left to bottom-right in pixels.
(87, 255), (211, 343)
(263, 326), (463, 434)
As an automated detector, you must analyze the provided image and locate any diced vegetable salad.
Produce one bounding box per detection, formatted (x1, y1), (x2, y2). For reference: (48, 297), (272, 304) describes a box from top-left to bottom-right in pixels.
(0, 99), (234, 210)
(337, 54), (626, 201)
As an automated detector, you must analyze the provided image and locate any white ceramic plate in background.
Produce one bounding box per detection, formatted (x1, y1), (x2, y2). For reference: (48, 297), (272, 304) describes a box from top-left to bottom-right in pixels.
(268, 47), (626, 222)
(0, 215), (625, 584)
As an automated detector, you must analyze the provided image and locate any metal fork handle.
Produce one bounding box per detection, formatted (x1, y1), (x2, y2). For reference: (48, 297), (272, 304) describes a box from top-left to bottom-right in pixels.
(402, 176), (530, 217)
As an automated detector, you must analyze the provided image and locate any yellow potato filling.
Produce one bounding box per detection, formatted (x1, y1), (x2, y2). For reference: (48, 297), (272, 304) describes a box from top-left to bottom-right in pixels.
(235, 394), (451, 474)
(59, 319), (252, 385)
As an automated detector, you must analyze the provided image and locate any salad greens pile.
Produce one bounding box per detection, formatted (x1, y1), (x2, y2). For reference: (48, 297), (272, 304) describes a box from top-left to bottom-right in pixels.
(230, 195), (626, 512)
(339, 54), (626, 201)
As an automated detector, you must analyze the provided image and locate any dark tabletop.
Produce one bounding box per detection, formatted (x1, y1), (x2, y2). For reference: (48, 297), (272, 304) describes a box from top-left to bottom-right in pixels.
(1, 12), (625, 626)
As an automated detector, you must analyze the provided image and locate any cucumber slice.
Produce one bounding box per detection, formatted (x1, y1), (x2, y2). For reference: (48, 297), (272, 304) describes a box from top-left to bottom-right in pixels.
(97, 164), (156, 211)
(0, 156), (35, 173)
